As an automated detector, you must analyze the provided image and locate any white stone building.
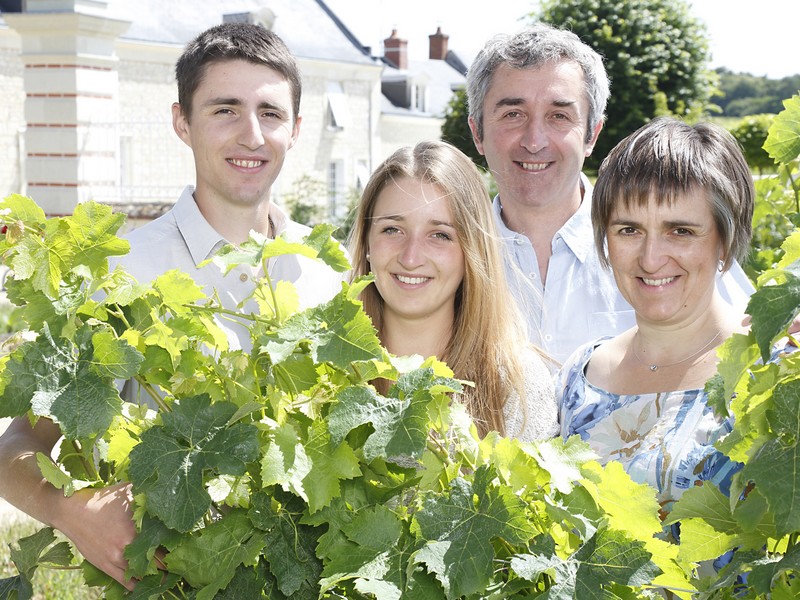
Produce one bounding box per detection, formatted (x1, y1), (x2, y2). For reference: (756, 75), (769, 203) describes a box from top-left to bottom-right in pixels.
(0, 0), (467, 224)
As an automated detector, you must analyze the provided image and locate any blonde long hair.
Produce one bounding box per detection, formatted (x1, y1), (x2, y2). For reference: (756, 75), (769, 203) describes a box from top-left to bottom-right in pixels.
(348, 140), (529, 436)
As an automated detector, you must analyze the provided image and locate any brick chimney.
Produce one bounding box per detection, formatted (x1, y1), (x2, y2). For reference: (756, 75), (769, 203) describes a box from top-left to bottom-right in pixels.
(429, 26), (449, 60)
(383, 29), (407, 70)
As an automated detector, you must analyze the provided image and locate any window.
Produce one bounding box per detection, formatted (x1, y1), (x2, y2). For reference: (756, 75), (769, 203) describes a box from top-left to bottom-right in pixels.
(328, 160), (344, 219)
(326, 82), (349, 130)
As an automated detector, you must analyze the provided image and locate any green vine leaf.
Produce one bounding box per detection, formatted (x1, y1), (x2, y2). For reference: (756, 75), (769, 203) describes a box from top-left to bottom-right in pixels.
(746, 267), (800, 361)
(249, 493), (323, 599)
(128, 395), (260, 532)
(764, 94), (800, 164)
(742, 379), (800, 537)
(165, 510), (265, 597)
(412, 466), (535, 598)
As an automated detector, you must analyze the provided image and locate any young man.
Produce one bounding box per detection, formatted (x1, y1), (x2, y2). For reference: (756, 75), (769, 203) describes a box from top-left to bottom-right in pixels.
(466, 24), (754, 364)
(0, 22), (343, 588)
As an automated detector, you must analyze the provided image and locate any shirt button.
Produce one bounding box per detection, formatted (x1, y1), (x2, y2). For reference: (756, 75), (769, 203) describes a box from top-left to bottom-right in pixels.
(239, 273), (248, 282)
(529, 272), (536, 280)
(514, 237), (524, 245)
(544, 334), (553, 342)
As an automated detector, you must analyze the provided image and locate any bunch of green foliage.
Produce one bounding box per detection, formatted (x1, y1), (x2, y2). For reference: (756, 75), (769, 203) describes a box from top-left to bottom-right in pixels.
(0, 200), (692, 598)
(441, 88), (486, 171)
(730, 114), (776, 175)
(745, 95), (800, 281)
(537, 0), (714, 168)
(715, 68), (800, 117)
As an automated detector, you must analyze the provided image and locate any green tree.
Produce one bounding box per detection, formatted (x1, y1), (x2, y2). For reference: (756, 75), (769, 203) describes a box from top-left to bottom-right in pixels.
(279, 174), (326, 226)
(730, 114), (775, 174)
(441, 87), (486, 170)
(538, 0), (714, 168)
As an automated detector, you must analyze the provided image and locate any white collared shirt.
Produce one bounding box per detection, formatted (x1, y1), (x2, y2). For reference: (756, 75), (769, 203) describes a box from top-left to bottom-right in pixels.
(495, 177), (754, 365)
(113, 186), (345, 352)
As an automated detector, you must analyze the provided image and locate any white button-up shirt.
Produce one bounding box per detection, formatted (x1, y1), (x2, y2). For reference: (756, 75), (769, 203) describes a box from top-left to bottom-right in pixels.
(495, 177), (754, 365)
(113, 186), (345, 352)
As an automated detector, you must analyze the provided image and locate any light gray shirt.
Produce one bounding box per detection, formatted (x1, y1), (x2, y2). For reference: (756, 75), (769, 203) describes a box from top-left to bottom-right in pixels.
(113, 185), (344, 352)
(495, 177), (755, 365)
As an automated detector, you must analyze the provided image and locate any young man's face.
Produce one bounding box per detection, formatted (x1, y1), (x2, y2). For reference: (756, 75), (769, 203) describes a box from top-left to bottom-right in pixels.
(470, 60), (602, 213)
(173, 59), (300, 210)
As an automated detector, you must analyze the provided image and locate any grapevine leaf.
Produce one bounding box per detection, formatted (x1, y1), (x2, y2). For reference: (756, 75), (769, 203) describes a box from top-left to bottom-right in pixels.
(0, 575), (33, 600)
(128, 395), (260, 532)
(319, 505), (406, 598)
(675, 519), (738, 563)
(260, 287), (383, 368)
(165, 510), (265, 597)
(573, 529), (660, 597)
(412, 466), (535, 598)
(8, 527), (64, 581)
(665, 482), (736, 531)
(66, 201), (129, 273)
(152, 269), (207, 316)
(327, 377), (431, 463)
(748, 541), (800, 594)
(90, 329), (144, 380)
(764, 94), (800, 164)
(261, 422), (312, 501)
(302, 223), (351, 272)
(580, 462), (662, 540)
(124, 516), (183, 579)
(530, 435), (599, 494)
(303, 419), (361, 513)
(249, 493), (323, 598)
(742, 379), (800, 536)
(0, 193), (46, 228)
(0, 324), (122, 438)
(214, 562), (271, 600)
(511, 550), (578, 599)
(746, 270), (800, 362)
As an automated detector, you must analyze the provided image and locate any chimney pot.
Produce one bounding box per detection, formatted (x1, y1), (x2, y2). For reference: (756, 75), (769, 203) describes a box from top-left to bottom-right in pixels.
(429, 26), (449, 60)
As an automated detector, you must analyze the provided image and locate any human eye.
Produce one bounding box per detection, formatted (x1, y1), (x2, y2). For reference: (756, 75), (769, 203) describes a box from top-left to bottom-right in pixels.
(380, 225), (400, 235)
(432, 231), (453, 241)
(672, 227), (694, 236)
(616, 225), (638, 236)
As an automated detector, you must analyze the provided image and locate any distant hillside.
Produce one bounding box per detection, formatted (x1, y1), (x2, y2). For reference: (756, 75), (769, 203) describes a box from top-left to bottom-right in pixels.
(716, 68), (800, 116)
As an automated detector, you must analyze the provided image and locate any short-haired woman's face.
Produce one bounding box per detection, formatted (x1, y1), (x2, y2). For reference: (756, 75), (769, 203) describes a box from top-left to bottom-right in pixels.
(606, 190), (723, 328)
(367, 176), (465, 327)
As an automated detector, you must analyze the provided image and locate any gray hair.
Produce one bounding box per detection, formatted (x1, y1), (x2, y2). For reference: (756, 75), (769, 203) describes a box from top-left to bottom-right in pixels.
(466, 23), (610, 142)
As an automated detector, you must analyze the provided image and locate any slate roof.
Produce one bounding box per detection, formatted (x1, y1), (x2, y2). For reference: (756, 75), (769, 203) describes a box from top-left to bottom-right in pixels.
(1, 0), (377, 66)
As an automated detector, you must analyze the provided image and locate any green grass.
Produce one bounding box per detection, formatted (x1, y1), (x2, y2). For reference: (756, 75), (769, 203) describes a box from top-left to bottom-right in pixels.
(0, 518), (103, 599)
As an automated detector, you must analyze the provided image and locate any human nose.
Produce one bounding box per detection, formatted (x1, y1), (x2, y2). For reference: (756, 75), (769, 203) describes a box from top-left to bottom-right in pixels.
(397, 234), (425, 269)
(520, 117), (547, 153)
(238, 113), (265, 149)
(639, 235), (669, 272)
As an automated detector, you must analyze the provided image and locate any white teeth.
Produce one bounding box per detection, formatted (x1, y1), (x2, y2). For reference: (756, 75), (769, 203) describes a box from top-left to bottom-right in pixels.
(519, 162), (547, 171)
(229, 159), (262, 168)
(397, 275), (427, 285)
(642, 277), (674, 286)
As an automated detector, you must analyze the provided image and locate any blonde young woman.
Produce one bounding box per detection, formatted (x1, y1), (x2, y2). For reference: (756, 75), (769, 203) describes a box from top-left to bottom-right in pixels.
(348, 140), (557, 441)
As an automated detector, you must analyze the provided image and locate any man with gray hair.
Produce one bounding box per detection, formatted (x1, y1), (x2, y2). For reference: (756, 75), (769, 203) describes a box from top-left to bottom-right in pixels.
(466, 23), (752, 364)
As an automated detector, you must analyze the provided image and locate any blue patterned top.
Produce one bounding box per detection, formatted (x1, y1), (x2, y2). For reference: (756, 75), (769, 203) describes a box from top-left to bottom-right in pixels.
(557, 337), (740, 516)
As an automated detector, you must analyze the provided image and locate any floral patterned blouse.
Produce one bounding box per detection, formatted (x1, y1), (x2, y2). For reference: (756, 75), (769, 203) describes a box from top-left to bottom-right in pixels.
(557, 337), (740, 516)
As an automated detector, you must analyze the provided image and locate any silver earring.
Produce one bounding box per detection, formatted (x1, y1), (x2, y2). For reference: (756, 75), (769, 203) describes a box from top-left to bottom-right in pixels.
(366, 253), (370, 262)
(718, 259), (724, 272)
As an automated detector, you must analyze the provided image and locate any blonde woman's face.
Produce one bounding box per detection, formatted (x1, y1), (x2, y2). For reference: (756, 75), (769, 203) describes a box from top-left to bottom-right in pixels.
(367, 177), (465, 328)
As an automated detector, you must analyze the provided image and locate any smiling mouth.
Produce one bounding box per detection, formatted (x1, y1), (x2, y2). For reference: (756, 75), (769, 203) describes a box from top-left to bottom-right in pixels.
(517, 161), (548, 172)
(228, 159), (264, 168)
(396, 275), (429, 285)
(641, 277), (675, 286)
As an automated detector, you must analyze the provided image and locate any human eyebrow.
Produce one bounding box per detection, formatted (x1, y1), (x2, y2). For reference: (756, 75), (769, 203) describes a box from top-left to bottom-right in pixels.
(493, 97), (525, 111)
(203, 97), (242, 108)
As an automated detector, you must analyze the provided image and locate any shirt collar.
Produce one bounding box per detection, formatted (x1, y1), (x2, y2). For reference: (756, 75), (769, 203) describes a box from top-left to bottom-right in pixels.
(492, 173), (596, 263)
(556, 174), (595, 263)
(174, 186), (290, 266)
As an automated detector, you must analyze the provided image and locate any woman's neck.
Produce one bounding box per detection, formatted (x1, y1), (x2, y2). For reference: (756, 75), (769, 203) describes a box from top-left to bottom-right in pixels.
(381, 314), (452, 360)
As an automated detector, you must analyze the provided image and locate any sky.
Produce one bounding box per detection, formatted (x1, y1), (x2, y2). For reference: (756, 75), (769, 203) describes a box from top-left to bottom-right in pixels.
(324, 0), (800, 79)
